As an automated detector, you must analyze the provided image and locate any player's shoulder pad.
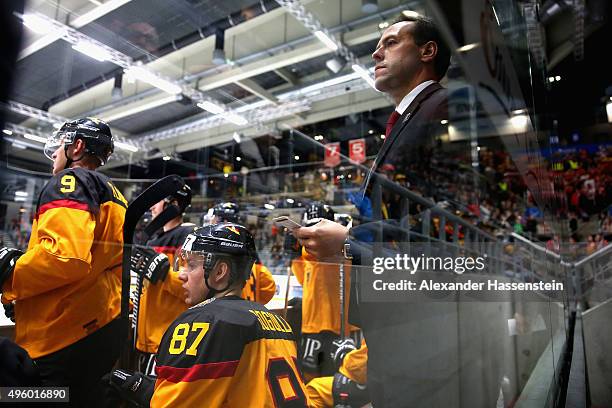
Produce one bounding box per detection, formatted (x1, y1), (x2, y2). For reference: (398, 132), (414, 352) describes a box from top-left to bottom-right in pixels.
(184, 297), (294, 341)
(157, 298), (252, 368)
(39, 168), (101, 215)
(221, 298), (295, 342)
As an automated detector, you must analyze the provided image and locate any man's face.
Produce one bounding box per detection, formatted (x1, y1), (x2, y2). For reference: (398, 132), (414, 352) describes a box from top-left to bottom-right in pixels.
(178, 254), (209, 306)
(150, 200), (166, 219)
(51, 141), (68, 175)
(372, 21), (422, 93)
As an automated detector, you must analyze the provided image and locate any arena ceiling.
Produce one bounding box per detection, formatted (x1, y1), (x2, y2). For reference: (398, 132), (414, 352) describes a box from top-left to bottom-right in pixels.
(6, 0), (404, 174)
(3, 0), (608, 176)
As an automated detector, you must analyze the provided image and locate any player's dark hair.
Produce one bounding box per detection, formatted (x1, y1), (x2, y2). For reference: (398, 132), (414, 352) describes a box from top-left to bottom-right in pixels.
(392, 13), (451, 79)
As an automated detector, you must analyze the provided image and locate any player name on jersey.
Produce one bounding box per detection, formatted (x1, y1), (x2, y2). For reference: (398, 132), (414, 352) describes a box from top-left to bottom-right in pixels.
(249, 310), (293, 334)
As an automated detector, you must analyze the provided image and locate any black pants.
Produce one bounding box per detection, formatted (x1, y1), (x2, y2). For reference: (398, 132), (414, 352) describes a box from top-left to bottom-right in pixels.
(299, 331), (338, 378)
(34, 319), (121, 408)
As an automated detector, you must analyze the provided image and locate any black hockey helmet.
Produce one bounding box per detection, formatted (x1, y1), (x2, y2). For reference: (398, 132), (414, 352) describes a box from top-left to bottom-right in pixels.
(144, 178), (191, 238)
(175, 223), (257, 289)
(303, 201), (335, 227)
(165, 183), (192, 214)
(212, 202), (240, 223)
(44, 117), (114, 166)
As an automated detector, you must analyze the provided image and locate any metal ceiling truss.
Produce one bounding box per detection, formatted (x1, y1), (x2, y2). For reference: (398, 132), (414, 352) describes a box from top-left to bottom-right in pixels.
(24, 12), (246, 122)
(70, 1), (414, 120)
(4, 101), (141, 153)
(4, 122), (132, 163)
(275, 0), (366, 67)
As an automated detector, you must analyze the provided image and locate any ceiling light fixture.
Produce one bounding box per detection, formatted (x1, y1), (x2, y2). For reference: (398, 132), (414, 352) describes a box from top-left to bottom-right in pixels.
(197, 100), (225, 115)
(23, 133), (48, 143)
(314, 30), (338, 51)
(457, 43), (480, 53)
(352, 64), (375, 88)
(22, 14), (55, 35)
(124, 66), (182, 95)
(114, 141), (139, 153)
(225, 112), (249, 126)
(103, 95), (180, 122)
(72, 40), (112, 61)
(325, 56), (346, 74)
(11, 142), (27, 150)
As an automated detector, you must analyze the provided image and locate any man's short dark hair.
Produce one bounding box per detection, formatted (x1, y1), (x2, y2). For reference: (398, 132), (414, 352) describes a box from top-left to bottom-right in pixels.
(393, 13), (451, 79)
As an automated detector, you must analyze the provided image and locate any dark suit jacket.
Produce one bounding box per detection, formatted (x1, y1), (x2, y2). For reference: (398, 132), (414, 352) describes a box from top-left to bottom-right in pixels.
(350, 82), (449, 408)
(363, 82), (448, 194)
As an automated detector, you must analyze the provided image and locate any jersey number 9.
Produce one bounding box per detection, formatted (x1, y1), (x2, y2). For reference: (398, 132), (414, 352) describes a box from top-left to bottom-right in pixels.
(60, 175), (76, 193)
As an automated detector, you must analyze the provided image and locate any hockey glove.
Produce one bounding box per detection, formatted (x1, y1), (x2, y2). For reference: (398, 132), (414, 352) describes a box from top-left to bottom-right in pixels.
(130, 246), (170, 284)
(332, 372), (370, 408)
(287, 297), (302, 309)
(3, 302), (15, 322)
(330, 338), (357, 371)
(104, 369), (155, 407)
(0, 337), (40, 386)
(0, 247), (23, 290)
(283, 234), (302, 260)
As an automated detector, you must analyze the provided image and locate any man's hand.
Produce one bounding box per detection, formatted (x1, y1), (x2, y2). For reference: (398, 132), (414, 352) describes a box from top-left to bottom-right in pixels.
(0, 247), (23, 289)
(130, 246), (170, 284)
(103, 369), (155, 407)
(330, 338), (357, 371)
(332, 372), (370, 407)
(294, 219), (348, 261)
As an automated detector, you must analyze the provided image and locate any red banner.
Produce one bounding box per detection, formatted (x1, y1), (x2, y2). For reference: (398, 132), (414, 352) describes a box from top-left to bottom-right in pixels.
(348, 138), (366, 164)
(324, 142), (341, 167)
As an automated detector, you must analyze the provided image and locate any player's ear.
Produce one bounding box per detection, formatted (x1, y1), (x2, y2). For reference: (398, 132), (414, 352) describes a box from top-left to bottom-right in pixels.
(214, 260), (231, 283)
(73, 138), (86, 155)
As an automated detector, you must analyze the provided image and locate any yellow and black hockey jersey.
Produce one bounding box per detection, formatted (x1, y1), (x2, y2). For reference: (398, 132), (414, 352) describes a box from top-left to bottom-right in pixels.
(291, 248), (354, 336)
(242, 262), (276, 305)
(306, 342), (368, 408)
(136, 224), (194, 354)
(1, 167), (126, 359)
(152, 295), (309, 407)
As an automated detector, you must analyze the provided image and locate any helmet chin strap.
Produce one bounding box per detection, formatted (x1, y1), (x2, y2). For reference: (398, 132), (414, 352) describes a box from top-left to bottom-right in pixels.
(63, 146), (86, 170)
(203, 273), (232, 300)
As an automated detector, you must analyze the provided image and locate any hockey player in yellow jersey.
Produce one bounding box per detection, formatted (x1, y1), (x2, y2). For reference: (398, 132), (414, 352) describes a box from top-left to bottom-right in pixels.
(105, 223), (310, 407)
(0, 118), (126, 406)
(306, 341), (370, 408)
(131, 183), (194, 375)
(208, 202), (276, 304)
(287, 202), (354, 381)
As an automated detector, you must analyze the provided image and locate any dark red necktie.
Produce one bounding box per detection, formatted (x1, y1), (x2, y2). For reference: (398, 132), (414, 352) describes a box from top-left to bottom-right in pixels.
(385, 111), (401, 137)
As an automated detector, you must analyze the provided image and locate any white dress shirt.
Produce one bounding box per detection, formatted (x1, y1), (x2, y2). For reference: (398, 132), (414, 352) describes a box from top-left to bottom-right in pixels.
(395, 80), (436, 115)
